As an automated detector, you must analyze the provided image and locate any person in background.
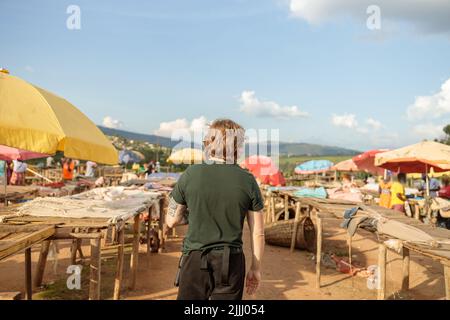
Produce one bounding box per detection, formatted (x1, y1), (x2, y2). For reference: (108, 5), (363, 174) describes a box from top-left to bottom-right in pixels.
(438, 175), (450, 199)
(62, 158), (75, 181)
(6, 160), (13, 184)
(390, 173), (407, 212)
(155, 161), (161, 173)
(378, 174), (392, 209)
(85, 161), (97, 177)
(167, 119), (264, 300)
(149, 161), (156, 174)
(419, 173), (440, 198)
(46, 156), (54, 168)
(10, 160), (27, 185)
(341, 173), (356, 191)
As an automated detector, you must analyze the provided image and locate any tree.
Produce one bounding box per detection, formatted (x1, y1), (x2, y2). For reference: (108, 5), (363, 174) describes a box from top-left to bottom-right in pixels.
(442, 124), (450, 145)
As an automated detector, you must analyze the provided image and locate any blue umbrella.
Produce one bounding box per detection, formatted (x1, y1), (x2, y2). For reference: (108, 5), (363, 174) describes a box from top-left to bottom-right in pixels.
(295, 160), (334, 174)
(119, 150), (142, 164)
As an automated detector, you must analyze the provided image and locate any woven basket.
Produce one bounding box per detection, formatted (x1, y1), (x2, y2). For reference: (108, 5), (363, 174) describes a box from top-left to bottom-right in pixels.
(264, 217), (316, 252)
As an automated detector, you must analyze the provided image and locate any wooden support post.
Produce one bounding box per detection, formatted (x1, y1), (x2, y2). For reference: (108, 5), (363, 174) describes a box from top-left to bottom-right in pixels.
(70, 239), (77, 265)
(316, 216), (322, 289)
(270, 196), (276, 223)
(377, 243), (387, 300)
(24, 247), (32, 300)
(284, 195), (289, 221)
(34, 240), (50, 288)
(147, 215), (152, 255)
(89, 238), (101, 300)
(129, 215), (140, 290)
(113, 228), (125, 300)
(290, 202), (301, 253)
(402, 247), (410, 291)
(414, 204), (420, 220)
(444, 264), (450, 300)
(158, 199), (166, 252)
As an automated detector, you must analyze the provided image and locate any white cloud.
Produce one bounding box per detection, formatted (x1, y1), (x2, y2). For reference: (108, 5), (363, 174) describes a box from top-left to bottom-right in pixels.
(366, 117), (382, 130)
(331, 114), (358, 129)
(102, 116), (123, 129)
(407, 78), (450, 121)
(154, 116), (209, 137)
(413, 123), (444, 139)
(332, 114), (383, 135)
(288, 0), (450, 35)
(239, 90), (308, 119)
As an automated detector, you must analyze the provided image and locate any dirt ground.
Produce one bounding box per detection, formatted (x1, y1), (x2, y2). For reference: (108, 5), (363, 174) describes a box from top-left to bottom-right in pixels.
(0, 220), (447, 300)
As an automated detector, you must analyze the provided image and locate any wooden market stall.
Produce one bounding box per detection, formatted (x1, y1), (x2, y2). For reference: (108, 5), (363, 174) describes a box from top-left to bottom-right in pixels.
(0, 186), (166, 300)
(265, 188), (450, 300)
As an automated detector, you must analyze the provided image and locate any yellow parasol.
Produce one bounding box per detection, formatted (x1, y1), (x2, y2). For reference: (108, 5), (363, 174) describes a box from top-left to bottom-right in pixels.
(0, 72), (118, 164)
(167, 148), (203, 164)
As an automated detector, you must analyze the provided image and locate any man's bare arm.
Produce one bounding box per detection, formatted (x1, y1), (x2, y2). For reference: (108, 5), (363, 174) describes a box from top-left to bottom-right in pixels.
(247, 210), (265, 270)
(166, 196), (188, 228)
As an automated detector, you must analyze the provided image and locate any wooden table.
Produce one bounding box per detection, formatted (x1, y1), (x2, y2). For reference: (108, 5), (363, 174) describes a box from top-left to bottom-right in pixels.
(265, 189), (450, 300)
(0, 224), (55, 300)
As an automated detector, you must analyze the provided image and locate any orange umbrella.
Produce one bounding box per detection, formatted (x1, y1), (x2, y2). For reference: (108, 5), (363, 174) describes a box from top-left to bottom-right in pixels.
(331, 159), (358, 172)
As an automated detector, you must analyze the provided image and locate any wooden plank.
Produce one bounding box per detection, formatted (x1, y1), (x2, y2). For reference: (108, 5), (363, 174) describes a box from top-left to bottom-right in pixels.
(34, 240), (50, 288)
(284, 195), (289, 221)
(377, 243), (387, 300)
(316, 216), (322, 289)
(113, 228), (125, 300)
(88, 238), (101, 300)
(0, 292), (22, 300)
(402, 247), (410, 291)
(25, 248), (32, 300)
(444, 264), (450, 300)
(0, 226), (55, 261)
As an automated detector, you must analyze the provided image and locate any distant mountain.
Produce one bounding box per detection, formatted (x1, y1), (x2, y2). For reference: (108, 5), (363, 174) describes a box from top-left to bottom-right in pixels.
(99, 126), (360, 156)
(246, 142), (359, 157)
(278, 142), (359, 156)
(98, 126), (179, 148)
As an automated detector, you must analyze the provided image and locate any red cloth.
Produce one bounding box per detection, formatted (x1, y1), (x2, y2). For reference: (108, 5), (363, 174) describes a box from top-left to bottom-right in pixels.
(439, 186), (450, 199)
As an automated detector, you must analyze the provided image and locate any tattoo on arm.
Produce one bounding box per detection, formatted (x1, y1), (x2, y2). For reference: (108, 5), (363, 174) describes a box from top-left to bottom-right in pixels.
(168, 197), (178, 217)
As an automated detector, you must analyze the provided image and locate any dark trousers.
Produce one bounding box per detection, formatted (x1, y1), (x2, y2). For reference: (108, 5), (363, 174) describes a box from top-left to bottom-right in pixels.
(177, 250), (245, 300)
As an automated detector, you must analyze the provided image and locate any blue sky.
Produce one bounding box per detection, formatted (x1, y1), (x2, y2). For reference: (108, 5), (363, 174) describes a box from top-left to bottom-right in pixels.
(1, 0), (450, 150)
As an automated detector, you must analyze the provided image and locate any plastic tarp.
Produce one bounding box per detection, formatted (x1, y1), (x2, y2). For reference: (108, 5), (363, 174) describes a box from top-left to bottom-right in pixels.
(294, 160), (334, 175)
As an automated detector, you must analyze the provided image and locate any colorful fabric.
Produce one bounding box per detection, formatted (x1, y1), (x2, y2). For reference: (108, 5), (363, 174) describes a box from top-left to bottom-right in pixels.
(378, 181), (392, 208)
(390, 182), (405, 206)
(293, 187), (327, 199)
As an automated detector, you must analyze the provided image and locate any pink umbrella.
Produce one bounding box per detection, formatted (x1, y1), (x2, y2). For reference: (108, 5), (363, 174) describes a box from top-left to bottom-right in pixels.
(0, 145), (49, 161)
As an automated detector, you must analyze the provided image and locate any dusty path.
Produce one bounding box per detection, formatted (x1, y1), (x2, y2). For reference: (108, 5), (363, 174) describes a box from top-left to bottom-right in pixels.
(0, 220), (447, 300)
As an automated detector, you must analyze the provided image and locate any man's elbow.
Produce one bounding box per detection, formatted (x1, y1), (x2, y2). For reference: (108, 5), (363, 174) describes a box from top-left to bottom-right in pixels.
(166, 217), (176, 228)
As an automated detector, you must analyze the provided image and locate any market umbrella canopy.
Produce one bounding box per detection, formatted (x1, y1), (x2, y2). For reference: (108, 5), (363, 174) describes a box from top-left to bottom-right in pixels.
(374, 141), (450, 173)
(241, 155), (286, 186)
(353, 149), (388, 176)
(0, 145), (49, 161)
(167, 148), (203, 164)
(330, 158), (358, 172)
(294, 160), (334, 175)
(0, 72), (118, 165)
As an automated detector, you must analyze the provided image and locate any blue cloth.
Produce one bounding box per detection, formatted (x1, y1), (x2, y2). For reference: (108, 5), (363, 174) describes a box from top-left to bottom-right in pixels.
(146, 172), (181, 182)
(293, 187), (327, 199)
(340, 207), (361, 229)
(295, 160), (334, 173)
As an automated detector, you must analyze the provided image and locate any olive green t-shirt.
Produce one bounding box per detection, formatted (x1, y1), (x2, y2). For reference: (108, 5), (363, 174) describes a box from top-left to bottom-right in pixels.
(171, 163), (264, 253)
